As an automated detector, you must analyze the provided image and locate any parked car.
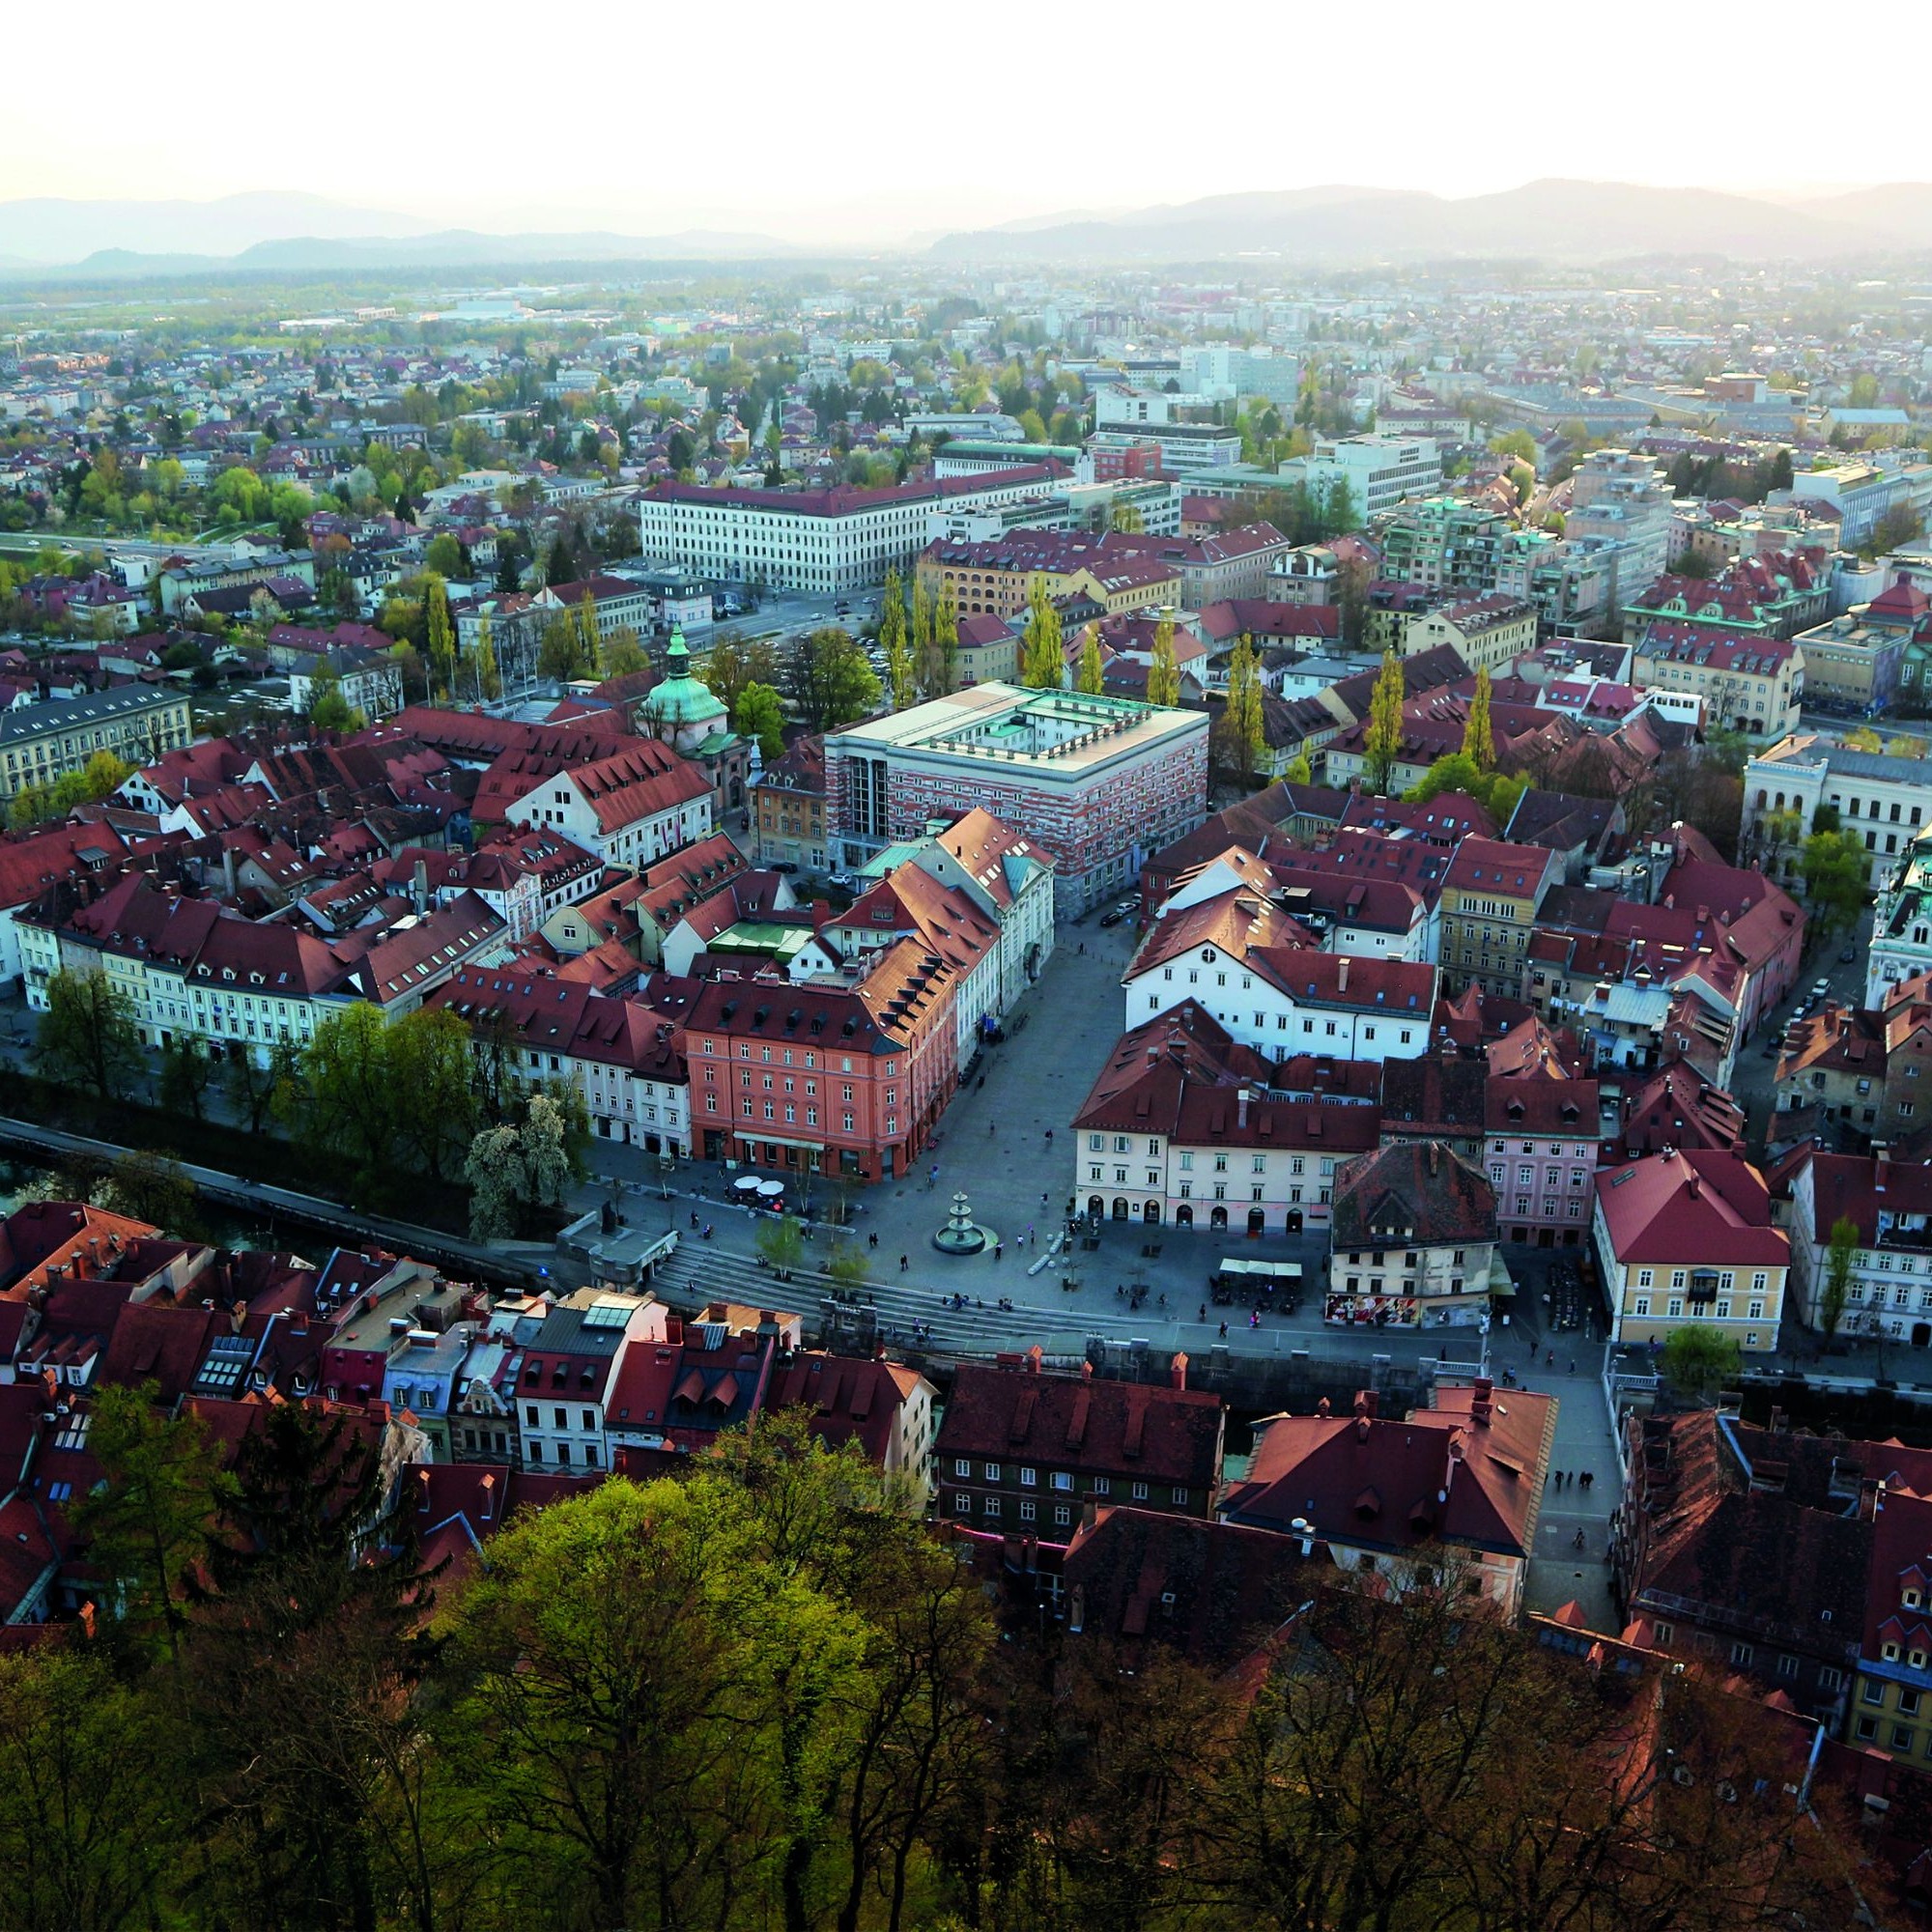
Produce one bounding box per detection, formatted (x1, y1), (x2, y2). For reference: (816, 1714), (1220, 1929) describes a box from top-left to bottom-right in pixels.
(1839, 946), (1858, 964)
(1811, 979), (1830, 998)
(1099, 906), (1130, 927)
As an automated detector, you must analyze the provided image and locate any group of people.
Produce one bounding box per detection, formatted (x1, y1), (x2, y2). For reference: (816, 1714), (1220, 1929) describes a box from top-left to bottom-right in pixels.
(1549, 1468), (1596, 1491)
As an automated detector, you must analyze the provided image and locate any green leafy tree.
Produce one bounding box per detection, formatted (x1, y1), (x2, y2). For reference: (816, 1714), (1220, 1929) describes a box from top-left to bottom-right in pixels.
(188, 1398), (443, 1932)
(157, 1033), (213, 1121)
(1462, 666), (1495, 771)
(1799, 830), (1870, 940)
(1661, 1322), (1743, 1403)
(74, 1381), (234, 1668)
(1362, 648), (1406, 795)
(935, 581), (959, 692)
(699, 632), (782, 714)
(1110, 499), (1145, 534)
(1075, 625), (1105, 695)
(1820, 1214), (1859, 1347)
(0, 1645), (183, 1932)
(464, 1091), (587, 1238)
(472, 611), (502, 700)
(283, 1002), (397, 1192)
(1220, 634), (1264, 783)
(1147, 614), (1181, 707)
(786, 627), (881, 731)
(423, 532), (464, 577)
(34, 967), (144, 1100)
(880, 568), (914, 709)
(733, 681), (787, 759)
(386, 1006), (478, 1183)
(600, 627), (651, 678)
(756, 1212), (807, 1278)
(1018, 575), (1064, 689)
(424, 573), (456, 696)
(537, 609), (585, 684)
(1283, 751), (1313, 784)
(306, 659), (361, 733)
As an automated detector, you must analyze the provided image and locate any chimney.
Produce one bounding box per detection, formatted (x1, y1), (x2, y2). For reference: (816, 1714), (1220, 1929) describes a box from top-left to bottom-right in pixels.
(1169, 1351), (1188, 1391)
(1237, 1085), (1251, 1128)
(1687, 1171), (1701, 1200)
(1471, 1376), (1493, 1426)
(479, 1471), (497, 1520)
(221, 842), (238, 899)
(1025, 1344), (1042, 1376)
(1081, 1360), (1094, 1379)
(415, 1466), (432, 1514)
(230, 1299), (246, 1336)
(412, 857), (429, 914)
(1337, 956), (1350, 992)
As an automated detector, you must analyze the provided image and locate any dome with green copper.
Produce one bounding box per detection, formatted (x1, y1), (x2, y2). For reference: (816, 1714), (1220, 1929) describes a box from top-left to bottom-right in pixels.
(651, 627), (727, 732)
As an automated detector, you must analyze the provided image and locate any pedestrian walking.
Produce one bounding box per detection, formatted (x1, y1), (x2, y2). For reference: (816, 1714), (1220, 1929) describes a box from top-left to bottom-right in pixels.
(868, 1231), (878, 1249)
(994, 1243), (1003, 1262)
(899, 1254), (908, 1272)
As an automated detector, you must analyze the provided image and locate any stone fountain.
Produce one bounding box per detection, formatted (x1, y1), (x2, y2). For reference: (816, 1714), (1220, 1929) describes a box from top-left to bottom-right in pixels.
(931, 1188), (995, 1257)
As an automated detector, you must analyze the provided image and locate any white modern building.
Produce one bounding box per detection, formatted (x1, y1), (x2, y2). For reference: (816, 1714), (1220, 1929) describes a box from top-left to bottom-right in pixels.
(636, 466), (1063, 594)
(1285, 433), (1441, 520)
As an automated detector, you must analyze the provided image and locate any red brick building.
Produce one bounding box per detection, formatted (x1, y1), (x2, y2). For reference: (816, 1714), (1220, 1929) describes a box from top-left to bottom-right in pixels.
(685, 941), (958, 1181)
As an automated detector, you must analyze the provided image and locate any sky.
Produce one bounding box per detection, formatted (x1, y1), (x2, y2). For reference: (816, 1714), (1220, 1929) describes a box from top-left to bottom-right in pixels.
(4, 0), (1925, 249)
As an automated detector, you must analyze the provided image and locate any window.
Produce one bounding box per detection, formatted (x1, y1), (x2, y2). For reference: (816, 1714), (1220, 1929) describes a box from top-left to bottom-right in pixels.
(1777, 1654), (1799, 1679)
(1857, 1715), (1879, 1742)
(952, 1493), (970, 1515)
(982, 1496), (1001, 1519)
(1052, 1471), (1072, 1492)
(1729, 1641), (1753, 1666)
(953, 1458), (970, 1479)
(1132, 1481), (1150, 1501)
(1018, 1500), (1036, 1523)
(1019, 1466), (1037, 1488)
(1093, 1477), (1110, 1496)
(1171, 1486), (1188, 1505)
(984, 1461), (1001, 1483)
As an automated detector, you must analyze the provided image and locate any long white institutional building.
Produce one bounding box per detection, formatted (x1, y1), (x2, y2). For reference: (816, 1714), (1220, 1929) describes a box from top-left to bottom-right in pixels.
(637, 465), (1065, 594)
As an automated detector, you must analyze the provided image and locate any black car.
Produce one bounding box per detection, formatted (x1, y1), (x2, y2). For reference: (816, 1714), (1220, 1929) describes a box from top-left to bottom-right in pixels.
(1099, 907), (1129, 927)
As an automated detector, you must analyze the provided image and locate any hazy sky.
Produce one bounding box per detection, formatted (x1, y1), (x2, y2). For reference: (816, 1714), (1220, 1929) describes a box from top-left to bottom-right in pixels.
(5, 0), (1923, 245)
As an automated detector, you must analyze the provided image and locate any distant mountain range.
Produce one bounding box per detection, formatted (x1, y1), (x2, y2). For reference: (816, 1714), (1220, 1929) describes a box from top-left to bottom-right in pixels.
(927, 178), (1932, 263)
(10, 179), (1932, 279)
(0, 194), (803, 279)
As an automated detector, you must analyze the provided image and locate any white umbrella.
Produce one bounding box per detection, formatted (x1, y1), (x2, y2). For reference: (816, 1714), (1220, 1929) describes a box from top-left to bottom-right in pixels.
(756, 1179), (785, 1198)
(733, 1176), (762, 1192)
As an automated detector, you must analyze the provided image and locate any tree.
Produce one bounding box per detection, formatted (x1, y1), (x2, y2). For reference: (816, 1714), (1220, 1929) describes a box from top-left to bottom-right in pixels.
(1821, 1213), (1859, 1348)
(733, 681), (787, 759)
(935, 582), (958, 693)
(1362, 649), (1406, 795)
(224, 1037), (299, 1137)
(1462, 664), (1495, 771)
(423, 531), (464, 578)
(537, 609), (585, 684)
(1147, 614), (1181, 707)
(306, 659), (360, 733)
(1110, 498), (1145, 534)
(1283, 752), (1313, 784)
(188, 1397), (442, 1932)
(472, 610), (502, 700)
(1018, 576), (1064, 689)
(577, 590), (603, 677)
(518, 1088), (586, 1205)
(699, 632), (782, 714)
(284, 1002), (397, 1193)
(385, 1006), (477, 1183)
(786, 627), (881, 731)
(756, 1212), (806, 1279)
(880, 568), (914, 709)
(34, 967), (144, 1100)
(0, 1645), (183, 1932)
(1661, 1322), (1742, 1403)
(1490, 427), (1538, 463)
(157, 1032), (213, 1121)
(1799, 830), (1869, 940)
(424, 573), (455, 696)
(1075, 625), (1104, 695)
(1220, 634), (1264, 784)
(1841, 724), (1885, 753)
(601, 627), (651, 678)
(74, 1381), (233, 1669)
